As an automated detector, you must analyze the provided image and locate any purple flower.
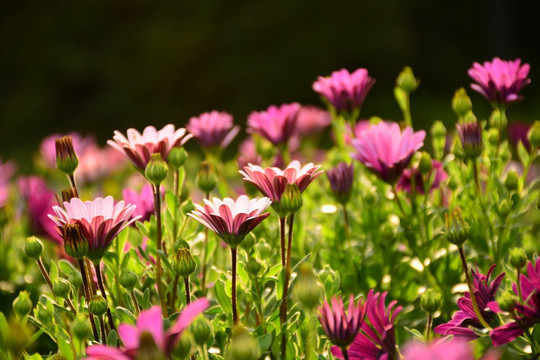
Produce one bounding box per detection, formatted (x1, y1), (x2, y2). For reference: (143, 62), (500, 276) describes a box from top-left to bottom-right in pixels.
(397, 160), (448, 194)
(187, 110), (240, 149)
(0, 158), (15, 209)
(434, 265), (505, 340)
(402, 339), (475, 360)
(319, 294), (367, 348)
(17, 176), (63, 245)
(326, 162), (354, 204)
(313, 68), (376, 114)
(295, 106), (331, 137)
(490, 258), (540, 346)
(508, 122), (531, 150)
(331, 290), (402, 360)
(122, 184), (155, 222)
(351, 122), (425, 183)
(86, 299), (208, 359)
(247, 103), (301, 145)
(457, 121), (483, 159)
(468, 57), (530, 106)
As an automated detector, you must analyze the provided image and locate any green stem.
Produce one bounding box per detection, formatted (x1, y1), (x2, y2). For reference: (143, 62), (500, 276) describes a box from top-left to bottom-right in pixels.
(458, 246), (490, 329)
(425, 313), (432, 342)
(94, 262), (116, 331)
(279, 217), (286, 267)
(472, 160), (496, 261)
(280, 213), (295, 360)
(152, 184), (168, 316)
(130, 290), (140, 315)
(170, 274), (180, 313)
(184, 277), (191, 305)
(343, 204), (351, 249)
(201, 193), (210, 295)
(77, 259), (99, 340)
(231, 247), (238, 325)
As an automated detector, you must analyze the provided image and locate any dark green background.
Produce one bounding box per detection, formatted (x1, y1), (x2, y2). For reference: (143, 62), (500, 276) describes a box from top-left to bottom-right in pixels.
(2, 0), (540, 167)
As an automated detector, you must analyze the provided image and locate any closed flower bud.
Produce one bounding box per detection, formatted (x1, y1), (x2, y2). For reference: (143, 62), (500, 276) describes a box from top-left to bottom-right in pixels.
(498, 200), (511, 218)
(528, 121), (540, 148)
(246, 258), (262, 275)
(256, 241), (272, 259)
(396, 66), (419, 93)
(280, 183), (303, 215)
(420, 289), (442, 314)
(119, 270), (138, 291)
(457, 118), (483, 160)
(145, 153), (169, 185)
(24, 236), (43, 259)
(447, 176), (459, 191)
(191, 316), (212, 346)
(62, 223), (88, 260)
(239, 234), (255, 250)
(174, 248), (197, 278)
(168, 147), (188, 169)
(71, 314), (91, 340)
(196, 161), (217, 194)
(504, 171), (519, 191)
(509, 248), (527, 270)
(172, 333), (193, 359)
(13, 291), (32, 317)
(174, 239), (190, 250)
(89, 295), (108, 316)
(418, 152), (433, 174)
(4, 317), (31, 357)
(497, 291), (517, 312)
(181, 200), (196, 215)
(229, 326), (258, 360)
(444, 208), (469, 245)
(53, 278), (71, 298)
(55, 136), (79, 176)
(431, 121), (446, 139)
(294, 263), (322, 310)
(452, 88), (473, 118)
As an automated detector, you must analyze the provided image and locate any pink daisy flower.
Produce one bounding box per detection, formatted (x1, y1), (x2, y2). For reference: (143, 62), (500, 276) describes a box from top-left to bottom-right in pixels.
(247, 103), (301, 145)
(319, 294), (367, 349)
(187, 110), (240, 149)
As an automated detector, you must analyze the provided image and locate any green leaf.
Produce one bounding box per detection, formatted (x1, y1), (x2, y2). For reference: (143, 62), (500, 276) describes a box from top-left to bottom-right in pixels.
(394, 86), (407, 112)
(136, 221), (151, 238)
(115, 307), (135, 325)
(58, 260), (78, 276)
(292, 253), (312, 272)
(276, 268), (285, 300)
(165, 191), (179, 218)
(214, 280), (232, 314)
(107, 329), (118, 347)
(517, 140), (530, 166)
(257, 333), (273, 354)
(141, 288), (151, 309)
(49, 261), (58, 282)
(57, 336), (75, 360)
(23, 353), (44, 360)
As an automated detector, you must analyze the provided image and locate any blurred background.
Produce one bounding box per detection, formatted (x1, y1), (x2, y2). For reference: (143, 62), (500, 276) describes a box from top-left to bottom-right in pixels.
(2, 0), (540, 169)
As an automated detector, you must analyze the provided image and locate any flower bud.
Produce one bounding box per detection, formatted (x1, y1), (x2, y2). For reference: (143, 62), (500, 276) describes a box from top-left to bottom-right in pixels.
(418, 152), (432, 174)
(72, 314), (91, 340)
(457, 118), (483, 160)
(487, 128), (499, 146)
(175, 239), (190, 250)
(239, 234), (255, 251)
(190, 316), (212, 346)
(168, 147), (188, 169)
(293, 263), (322, 310)
(246, 258), (262, 275)
(229, 326), (258, 360)
(447, 176), (459, 191)
(4, 317), (31, 357)
(119, 270), (138, 291)
(55, 136), (79, 176)
(172, 332), (193, 359)
(13, 291), (32, 317)
(420, 289), (442, 314)
(280, 183), (303, 215)
(53, 278), (71, 298)
(256, 241), (272, 259)
(528, 121), (540, 149)
(145, 153), (169, 185)
(24, 236), (43, 259)
(509, 248), (527, 270)
(431, 121), (446, 139)
(452, 88), (473, 118)
(89, 295), (108, 316)
(62, 223), (88, 260)
(504, 171), (519, 191)
(174, 248), (197, 278)
(396, 66), (419, 93)
(444, 208), (469, 245)
(497, 291), (517, 312)
(498, 200), (511, 218)
(181, 199), (196, 216)
(196, 161), (217, 194)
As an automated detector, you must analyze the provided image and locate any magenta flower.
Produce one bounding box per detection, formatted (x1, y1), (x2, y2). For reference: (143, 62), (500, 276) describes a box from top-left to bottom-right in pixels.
(18, 176), (62, 245)
(508, 122), (531, 150)
(240, 160), (324, 203)
(49, 196), (140, 261)
(319, 295), (367, 348)
(402, 339), (475, 360)
(326, 162), (354, 204)
(122, 184), (155, 222)
(295, 106), (331, 137)
(237, 137), (262, 169)
(188, 195), (271, 248)
(0, 158), (15, 209)
(468, 57), (531, 107)
(108, 125), (192, 171)
(313, 68), (376, 114)
(187, 110), (240, 149)
(247, 103), (301, 145)
(351, 122), (425, 183)
(331, 290), (402, 360)
(490, 258), (540, 346)
(434, 265), (505, 340)
(86, 298), (208, 359)
(397, 160), (448, 194)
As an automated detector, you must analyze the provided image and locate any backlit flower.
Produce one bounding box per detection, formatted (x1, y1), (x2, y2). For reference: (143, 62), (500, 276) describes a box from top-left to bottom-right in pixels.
(434, 265), (505, 340)
(122, 184), (155, 222)
(331, 290), (402, 360)
(313, 68), (375, 114)
(468, 57), (530, 106)
(86, 299), (208, 359)
(108, 125), (192, 171)
(188, 195), (271, 248)
(49, 196), (140, 261)
(295, 106), (331, 137)
(351, 122), (425, 183)
(187, 110), (240, 148)
(402, 339), (474, 360)
(326, 162), (354, 204)
(247, 103), (300, 145)
(319, 294), (367, 348)
(237, 137), (262, 169)
(397, 160), (447, 194)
